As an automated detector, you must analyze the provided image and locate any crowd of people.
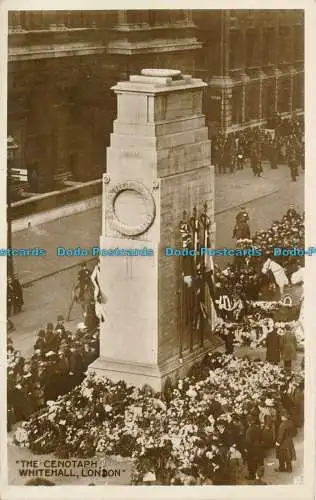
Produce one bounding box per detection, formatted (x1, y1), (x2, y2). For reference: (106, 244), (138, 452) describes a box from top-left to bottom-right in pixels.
(7, 273), (24, 332)
(211, 115), (304, 181)
(7, 316), (99, 429)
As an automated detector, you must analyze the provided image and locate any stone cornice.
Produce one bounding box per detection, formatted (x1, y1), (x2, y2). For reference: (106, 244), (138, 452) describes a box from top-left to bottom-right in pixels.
(107, 38), (202, 55)
(8, 42), (107, 61)
(8, 36), (202, 61)
(110, 21), (196, 32)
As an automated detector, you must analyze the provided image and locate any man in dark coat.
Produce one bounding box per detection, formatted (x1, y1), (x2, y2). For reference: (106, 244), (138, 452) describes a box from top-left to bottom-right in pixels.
(275, 414), (296, 472)
(288, 149), (299, 182)
(12, 274), (24, 313)
(223, 329), (234, 354)
(245, 418), (263, 480)
(266, 329), (281, 364)
(7, 277), (14, 317)
(233, 207), (250, 240)
(34, 329), (46, 354)
(78, 262), (91, 301)
(269, 139), (279, 169)
(55, 315), (67, 341)
(250, 146), (262, 177)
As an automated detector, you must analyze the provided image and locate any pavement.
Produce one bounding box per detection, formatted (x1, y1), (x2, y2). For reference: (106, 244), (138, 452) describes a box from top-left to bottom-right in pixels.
(7, 425), (303, 486)
(263, 428), (304, 485)
(9, 162), (304, 358)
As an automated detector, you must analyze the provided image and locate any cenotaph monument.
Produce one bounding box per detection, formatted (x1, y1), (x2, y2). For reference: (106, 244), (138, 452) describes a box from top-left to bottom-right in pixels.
(89, 69), (217, 390)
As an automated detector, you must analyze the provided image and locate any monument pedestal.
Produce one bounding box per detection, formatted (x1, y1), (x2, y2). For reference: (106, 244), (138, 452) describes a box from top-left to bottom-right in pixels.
(89, 69), (221, 390)
(90, 339), (220, 391)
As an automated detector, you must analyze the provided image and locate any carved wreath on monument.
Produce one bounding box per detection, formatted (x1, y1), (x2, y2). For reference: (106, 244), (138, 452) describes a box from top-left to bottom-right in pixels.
(107, 180), (156, 236)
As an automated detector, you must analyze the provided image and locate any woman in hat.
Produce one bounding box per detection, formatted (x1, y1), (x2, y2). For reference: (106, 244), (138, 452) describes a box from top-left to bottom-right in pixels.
(244, 416), (264, 480)
(280, 325), (297, 372)
(275, 412), (296, 472)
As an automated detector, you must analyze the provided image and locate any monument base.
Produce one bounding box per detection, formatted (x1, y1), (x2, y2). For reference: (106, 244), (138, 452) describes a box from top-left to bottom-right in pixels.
(88, 337), (224, 391)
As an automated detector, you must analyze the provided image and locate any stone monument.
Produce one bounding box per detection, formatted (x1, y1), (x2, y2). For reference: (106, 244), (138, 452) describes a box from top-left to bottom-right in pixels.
(89, 69), (217, 390)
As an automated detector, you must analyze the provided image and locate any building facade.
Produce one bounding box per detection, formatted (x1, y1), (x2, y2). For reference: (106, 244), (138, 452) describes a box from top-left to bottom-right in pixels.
(7, 10), (304, 192)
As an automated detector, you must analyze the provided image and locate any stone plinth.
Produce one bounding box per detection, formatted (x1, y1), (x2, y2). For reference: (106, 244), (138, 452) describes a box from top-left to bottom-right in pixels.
(89, 69), (218, 390)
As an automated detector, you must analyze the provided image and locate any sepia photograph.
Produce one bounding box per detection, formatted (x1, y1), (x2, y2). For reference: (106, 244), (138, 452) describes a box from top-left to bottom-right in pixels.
(2, 5), (313, 495)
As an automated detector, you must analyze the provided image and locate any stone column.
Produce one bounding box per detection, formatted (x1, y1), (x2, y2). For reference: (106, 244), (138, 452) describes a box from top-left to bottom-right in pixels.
(89, 69), (218, 390)
(258, 71), (266, 121)
(241, 73), (250, 124)
(117, 10), (128, 26)
(208, 11), (232, 133)
(184, 10), (193, 24)
(274, 68), (282, 113)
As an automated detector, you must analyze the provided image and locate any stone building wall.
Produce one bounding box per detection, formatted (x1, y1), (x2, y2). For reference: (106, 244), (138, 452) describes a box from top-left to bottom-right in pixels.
(7, 9), (304, 192)
(194, 9), (304, 136)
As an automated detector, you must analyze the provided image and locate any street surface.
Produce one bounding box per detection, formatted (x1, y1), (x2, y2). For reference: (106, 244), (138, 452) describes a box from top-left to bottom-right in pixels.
(11, 163), (304, 358)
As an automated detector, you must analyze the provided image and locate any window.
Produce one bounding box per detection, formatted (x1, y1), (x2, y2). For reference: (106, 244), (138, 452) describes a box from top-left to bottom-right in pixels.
(246, 29), (257, 67)
(294, 25), (304, 61)
(245, 82), (259, 121)
(293, 73), (304, 110)
(279, 26), (291, 63)
(262, 28), (275, 65)
(232, 86), (242, 124)
(278, 78), (290, 113)
(208, 91), (221, 125)
(262, 79), (275, 119)
(229, 30), (242, 69)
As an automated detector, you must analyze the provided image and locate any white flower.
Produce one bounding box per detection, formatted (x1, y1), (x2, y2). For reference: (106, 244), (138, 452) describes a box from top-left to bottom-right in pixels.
(15, 427), (28, 446)
(208, 414), (215, 424)
(186, 388), (197, 398)
(104, 405), (112, 412)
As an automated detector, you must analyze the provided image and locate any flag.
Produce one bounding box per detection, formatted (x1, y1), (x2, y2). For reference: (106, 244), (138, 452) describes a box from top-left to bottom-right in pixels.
(179, 221), (192, 248)
(91, 263), (102, 301)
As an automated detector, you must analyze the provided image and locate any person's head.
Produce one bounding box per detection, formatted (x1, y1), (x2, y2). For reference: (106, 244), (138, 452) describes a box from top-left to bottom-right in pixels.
(46, 322), (54, 333)
(184, 275), (193, 288)
(57, 315), (64, 324)
(284, 324), (293, 336)
(81, 262), (87, 269)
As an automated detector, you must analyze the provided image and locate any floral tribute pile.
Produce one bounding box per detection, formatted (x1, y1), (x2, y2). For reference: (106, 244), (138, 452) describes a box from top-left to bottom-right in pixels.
(212, 208), (304, 349)
(214, 317), (304, 350)
(14, 353), (304, 485)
